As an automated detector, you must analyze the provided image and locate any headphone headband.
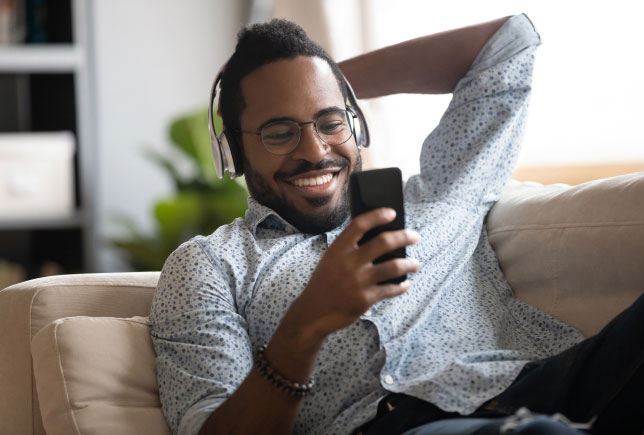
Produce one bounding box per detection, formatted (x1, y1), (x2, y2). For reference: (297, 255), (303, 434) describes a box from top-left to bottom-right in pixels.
(208, 61), (370, 179)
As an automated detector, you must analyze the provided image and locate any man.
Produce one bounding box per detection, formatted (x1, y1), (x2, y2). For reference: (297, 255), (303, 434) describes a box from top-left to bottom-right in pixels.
(150, 14), (644, 435)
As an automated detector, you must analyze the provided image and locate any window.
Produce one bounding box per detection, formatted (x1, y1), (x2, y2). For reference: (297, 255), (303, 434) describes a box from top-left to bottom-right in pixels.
(327, 0), (644, 178)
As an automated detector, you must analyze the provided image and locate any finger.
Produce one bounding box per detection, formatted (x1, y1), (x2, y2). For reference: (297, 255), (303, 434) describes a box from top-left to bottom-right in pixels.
(369, 257), (420, 284)
(359, 229), (420, 262)
(339, 208), (397, 247)
(372, 280), (412, 302)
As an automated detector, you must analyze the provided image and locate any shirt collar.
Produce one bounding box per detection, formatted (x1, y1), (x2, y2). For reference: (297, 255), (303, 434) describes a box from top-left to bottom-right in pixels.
(244, 197), (292, 234)
(244, 196), (350, 241)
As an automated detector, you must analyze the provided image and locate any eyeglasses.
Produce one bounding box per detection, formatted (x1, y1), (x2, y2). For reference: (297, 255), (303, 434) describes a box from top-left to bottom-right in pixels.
(238, 108), (357, 155)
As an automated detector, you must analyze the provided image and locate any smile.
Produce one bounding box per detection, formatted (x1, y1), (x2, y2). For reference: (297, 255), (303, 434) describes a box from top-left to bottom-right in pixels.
(290, 173), (334, 187)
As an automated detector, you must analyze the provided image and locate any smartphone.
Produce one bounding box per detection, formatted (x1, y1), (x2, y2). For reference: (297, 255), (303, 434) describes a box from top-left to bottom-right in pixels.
(349, 167), (406, 284)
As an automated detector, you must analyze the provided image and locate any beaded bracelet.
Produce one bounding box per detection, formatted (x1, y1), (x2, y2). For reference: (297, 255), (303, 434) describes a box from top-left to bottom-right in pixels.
(255, 344), (315, 397)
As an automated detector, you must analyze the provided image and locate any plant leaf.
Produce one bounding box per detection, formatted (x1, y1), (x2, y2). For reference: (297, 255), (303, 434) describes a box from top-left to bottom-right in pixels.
(144, 147), (186, 190)
(110, 107), (249, 272)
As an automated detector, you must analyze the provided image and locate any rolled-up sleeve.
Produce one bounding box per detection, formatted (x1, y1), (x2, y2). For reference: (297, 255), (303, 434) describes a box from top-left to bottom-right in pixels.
(150, 238), (252, 435)
(412, 13), (541, 208)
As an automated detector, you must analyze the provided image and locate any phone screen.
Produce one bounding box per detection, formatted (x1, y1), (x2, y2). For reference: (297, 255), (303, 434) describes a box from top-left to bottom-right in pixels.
(349, 167), (406, 284)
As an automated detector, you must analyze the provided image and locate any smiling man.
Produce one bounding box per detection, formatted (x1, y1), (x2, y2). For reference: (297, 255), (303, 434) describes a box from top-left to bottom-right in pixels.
(236, 55), (360, 234)
(150, 14), (644, 435)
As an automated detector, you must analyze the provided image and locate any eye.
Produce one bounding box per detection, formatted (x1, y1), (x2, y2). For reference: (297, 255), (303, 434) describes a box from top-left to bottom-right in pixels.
(317, 111), (348, 135)
(318, 121), (344, 134)
(262, 123), (297, 144)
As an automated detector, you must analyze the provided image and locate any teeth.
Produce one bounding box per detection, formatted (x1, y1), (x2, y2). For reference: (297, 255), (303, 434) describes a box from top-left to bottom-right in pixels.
(292, 173), (333, 187)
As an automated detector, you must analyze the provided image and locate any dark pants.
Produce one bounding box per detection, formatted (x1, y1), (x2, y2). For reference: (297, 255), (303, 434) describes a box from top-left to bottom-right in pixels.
(355, 291), (644, 435)
(403, 416), (587, 435)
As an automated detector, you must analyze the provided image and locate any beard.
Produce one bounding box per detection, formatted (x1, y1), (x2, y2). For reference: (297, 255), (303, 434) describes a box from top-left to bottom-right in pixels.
(244, 153), (362, 234)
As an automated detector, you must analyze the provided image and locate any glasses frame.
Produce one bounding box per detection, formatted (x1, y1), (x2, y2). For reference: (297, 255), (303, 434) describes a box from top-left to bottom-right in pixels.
(237, 107), (358, 155)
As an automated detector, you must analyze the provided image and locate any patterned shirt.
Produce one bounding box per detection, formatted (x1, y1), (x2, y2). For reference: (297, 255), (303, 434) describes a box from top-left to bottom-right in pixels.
(150, 14), (584, 435)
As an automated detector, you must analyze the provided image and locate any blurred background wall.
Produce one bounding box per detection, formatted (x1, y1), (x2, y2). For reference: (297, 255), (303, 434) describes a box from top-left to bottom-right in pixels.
(91, 0), (248, 271)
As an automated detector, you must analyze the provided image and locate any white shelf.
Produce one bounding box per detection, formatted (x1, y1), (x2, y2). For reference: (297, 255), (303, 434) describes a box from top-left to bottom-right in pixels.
(0, 45), (83, 73)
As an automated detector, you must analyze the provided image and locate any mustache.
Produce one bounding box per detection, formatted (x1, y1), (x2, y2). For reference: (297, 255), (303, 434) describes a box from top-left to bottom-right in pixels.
(275, 157), (351, 179)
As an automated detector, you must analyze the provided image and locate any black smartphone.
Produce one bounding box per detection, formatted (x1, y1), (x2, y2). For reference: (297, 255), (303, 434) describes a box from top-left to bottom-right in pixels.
(349, 167), (406, 284)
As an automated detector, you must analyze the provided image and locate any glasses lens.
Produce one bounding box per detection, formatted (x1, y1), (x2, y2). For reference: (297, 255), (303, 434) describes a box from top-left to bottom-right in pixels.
(316, 110), (353, 145)
(261, 121), (300, 154)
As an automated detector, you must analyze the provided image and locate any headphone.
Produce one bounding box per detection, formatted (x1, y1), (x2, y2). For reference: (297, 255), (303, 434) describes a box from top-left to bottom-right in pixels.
(208, 61), (370, 179)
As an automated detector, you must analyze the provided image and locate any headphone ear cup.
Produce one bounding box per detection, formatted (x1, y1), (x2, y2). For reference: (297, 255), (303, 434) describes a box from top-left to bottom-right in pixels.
(351, 114), (363, 149)
(223, 130), (244, 177)
(209, 67), (244, 179)
(354, 107), (369, 149)
(342, 76), (370, 149)
(356, 114), (366, 149)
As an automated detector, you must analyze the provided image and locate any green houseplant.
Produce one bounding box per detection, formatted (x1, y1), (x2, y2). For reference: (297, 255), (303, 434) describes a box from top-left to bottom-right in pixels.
(111, 109), (248, 271)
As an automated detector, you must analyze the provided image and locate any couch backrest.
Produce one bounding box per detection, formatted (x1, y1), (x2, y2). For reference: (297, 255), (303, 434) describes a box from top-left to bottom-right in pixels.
(0, 272), (160, 435)
(488, 173), (644, 336)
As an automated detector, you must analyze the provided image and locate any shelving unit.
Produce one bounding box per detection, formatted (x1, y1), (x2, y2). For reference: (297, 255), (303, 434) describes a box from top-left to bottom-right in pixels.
(0, 0), (95, 285)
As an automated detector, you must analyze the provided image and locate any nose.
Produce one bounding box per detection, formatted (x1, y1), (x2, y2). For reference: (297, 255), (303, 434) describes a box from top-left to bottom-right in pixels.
(290, 123), (330, 162)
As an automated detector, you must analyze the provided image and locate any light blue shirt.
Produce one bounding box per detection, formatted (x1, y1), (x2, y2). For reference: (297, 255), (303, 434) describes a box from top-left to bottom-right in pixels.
(150, 14), (584, 435)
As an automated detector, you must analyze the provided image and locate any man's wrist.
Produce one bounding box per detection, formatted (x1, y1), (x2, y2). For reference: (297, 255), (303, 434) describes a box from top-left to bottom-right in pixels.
(265, 308), (326, 384)
(271, 308), (326, 354)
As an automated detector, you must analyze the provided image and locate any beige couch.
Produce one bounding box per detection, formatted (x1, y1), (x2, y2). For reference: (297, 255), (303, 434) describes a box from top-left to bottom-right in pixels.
(2, 173), (644, 435)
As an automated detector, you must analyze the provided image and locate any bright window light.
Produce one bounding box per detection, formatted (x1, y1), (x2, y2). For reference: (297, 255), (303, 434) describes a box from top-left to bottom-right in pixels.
(348, 0), (644, 178)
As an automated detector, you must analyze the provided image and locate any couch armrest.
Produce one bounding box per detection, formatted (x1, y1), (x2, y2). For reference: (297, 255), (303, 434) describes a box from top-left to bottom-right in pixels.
(0, 272), (160, 435)
(488, 173), (644, 337)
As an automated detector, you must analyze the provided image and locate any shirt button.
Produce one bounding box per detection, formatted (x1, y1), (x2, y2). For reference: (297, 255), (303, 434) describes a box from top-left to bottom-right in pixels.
(364, 310), (372, 316)
(384, 374), (394, 385)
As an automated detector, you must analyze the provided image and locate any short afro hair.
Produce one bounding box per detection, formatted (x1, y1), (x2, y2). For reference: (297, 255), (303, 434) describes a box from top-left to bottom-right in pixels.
(219, 19), (348, 151)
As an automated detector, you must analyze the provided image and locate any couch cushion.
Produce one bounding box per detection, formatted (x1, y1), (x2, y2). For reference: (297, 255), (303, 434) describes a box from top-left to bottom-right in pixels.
(488, 173), (644, 336)
(0, 272), (159, 435)
(31, 316), (170, 435)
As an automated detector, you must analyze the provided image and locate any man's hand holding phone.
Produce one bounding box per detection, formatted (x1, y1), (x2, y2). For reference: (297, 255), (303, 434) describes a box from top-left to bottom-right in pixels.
(283, 207), (420, 342)
(278, 168), (419, 344)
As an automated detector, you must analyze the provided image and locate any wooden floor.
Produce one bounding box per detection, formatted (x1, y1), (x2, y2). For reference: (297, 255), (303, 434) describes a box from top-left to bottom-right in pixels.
(511, 163), (644, 186)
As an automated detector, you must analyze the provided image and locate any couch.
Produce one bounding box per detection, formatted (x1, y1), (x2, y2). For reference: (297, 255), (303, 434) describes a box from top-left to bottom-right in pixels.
(1, 173), (644, 435)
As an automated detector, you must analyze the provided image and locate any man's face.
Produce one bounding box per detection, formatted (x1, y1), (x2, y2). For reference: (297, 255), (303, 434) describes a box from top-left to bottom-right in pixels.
(239, 56), (361, 234)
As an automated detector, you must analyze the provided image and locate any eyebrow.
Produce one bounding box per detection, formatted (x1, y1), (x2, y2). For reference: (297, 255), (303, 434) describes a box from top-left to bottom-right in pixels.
(258, 106), (345, 130)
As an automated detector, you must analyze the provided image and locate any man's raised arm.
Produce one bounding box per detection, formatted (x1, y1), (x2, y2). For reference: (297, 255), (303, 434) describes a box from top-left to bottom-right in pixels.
(339, 16), (510, 98)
